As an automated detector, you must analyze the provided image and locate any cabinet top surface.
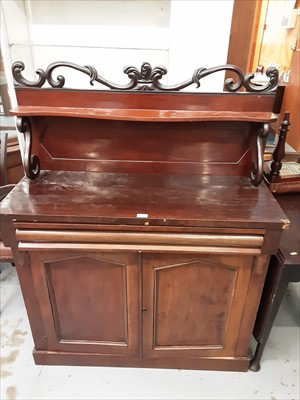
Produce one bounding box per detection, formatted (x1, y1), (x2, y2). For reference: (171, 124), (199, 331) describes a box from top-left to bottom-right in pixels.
(1, 171), (286, 229)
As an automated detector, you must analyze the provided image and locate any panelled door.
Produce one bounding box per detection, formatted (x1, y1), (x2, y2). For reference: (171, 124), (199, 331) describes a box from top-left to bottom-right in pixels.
(29, 251), (140, 357)
(142, 253), (254, 359)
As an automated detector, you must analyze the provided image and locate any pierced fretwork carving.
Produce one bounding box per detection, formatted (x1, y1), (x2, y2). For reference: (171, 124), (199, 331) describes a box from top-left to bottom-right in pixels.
(267, 112), (291, 183)
(12, 61), (278, 92)
(16, 117), (40, 180)
(250, 124), (270, 187)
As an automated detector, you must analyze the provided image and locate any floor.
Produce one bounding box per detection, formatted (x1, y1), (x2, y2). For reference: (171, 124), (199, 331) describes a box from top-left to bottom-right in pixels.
(1, 262), (299, 400)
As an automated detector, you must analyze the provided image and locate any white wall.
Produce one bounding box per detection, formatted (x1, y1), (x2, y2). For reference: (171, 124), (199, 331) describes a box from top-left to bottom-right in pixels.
(1, 0), (234, 91)
(168, 1), (234, 91)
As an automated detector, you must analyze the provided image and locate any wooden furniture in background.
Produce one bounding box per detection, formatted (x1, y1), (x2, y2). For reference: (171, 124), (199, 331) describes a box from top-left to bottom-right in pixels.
(226, 0), (262, 81)
(5, 136), (23, 185)
(250, 192), (300, 371)
(1, 61), (287, 371)
(258, 0), (300, 151)
(228, 0), (300, 150)
(0, 132), (15, 264)
(1, 49), (23, 184)
(0, 132), (23, 264)
(251, 125), (300, 371)
(0, 132), (23, 186)
(274, 48), (300, 152)
(264, 112), (300, 193)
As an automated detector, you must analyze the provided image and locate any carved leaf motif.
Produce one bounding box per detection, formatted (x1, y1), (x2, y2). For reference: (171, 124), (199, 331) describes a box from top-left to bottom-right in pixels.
(244, 67), (279, 92)
(140, 62), (152, 80)
(12, 61), (46, 88)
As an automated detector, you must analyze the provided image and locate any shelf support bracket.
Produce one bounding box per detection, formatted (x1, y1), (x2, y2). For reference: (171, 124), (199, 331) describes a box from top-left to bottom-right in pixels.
(16, 117), (40, 180)
(250, 123), (270, 186)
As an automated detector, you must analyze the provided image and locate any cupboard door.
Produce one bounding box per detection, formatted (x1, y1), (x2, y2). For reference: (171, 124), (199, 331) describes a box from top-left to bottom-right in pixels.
(142, 253), (254, 359)
(29, 251), (140, 357)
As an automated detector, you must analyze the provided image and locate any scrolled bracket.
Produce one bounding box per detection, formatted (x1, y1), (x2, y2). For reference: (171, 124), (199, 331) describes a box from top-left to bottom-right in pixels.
(16, 117), (40, 180)
(250, 123), (270, 186)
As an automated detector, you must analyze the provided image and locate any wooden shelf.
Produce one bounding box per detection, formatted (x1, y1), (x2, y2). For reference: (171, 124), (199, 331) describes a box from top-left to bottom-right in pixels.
(11, 106), (277, 122)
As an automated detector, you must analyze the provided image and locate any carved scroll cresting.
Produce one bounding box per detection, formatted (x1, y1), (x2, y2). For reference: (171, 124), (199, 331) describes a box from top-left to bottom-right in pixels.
(244, 67), (279, 93)
(250, 124), (270, 186)
(16, 117), (40, 180)
(12, 61), (278, 92)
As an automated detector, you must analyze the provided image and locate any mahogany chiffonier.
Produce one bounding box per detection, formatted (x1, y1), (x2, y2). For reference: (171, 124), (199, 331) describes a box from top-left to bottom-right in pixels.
(0, 62), (288, 371)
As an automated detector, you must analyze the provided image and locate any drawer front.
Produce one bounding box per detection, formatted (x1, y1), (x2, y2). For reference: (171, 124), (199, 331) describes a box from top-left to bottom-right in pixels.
(16, 229), (264, 255)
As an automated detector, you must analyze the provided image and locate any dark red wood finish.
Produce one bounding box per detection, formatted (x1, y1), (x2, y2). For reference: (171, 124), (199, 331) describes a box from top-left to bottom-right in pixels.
(1, 172), (286, 231)
(1, 86), (287, 371)
(14, 89), (276, 112)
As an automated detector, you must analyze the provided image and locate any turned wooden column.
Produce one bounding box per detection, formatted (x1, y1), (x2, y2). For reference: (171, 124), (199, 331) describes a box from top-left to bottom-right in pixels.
(268, 112), (291, 183)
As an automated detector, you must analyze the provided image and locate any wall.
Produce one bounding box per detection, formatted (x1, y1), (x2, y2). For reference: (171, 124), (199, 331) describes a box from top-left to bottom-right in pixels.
(168, 1), (234, 91)
(1, 0), (234, 155)
(1, 0), (234, 93)
(255, 0), (300, 151)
